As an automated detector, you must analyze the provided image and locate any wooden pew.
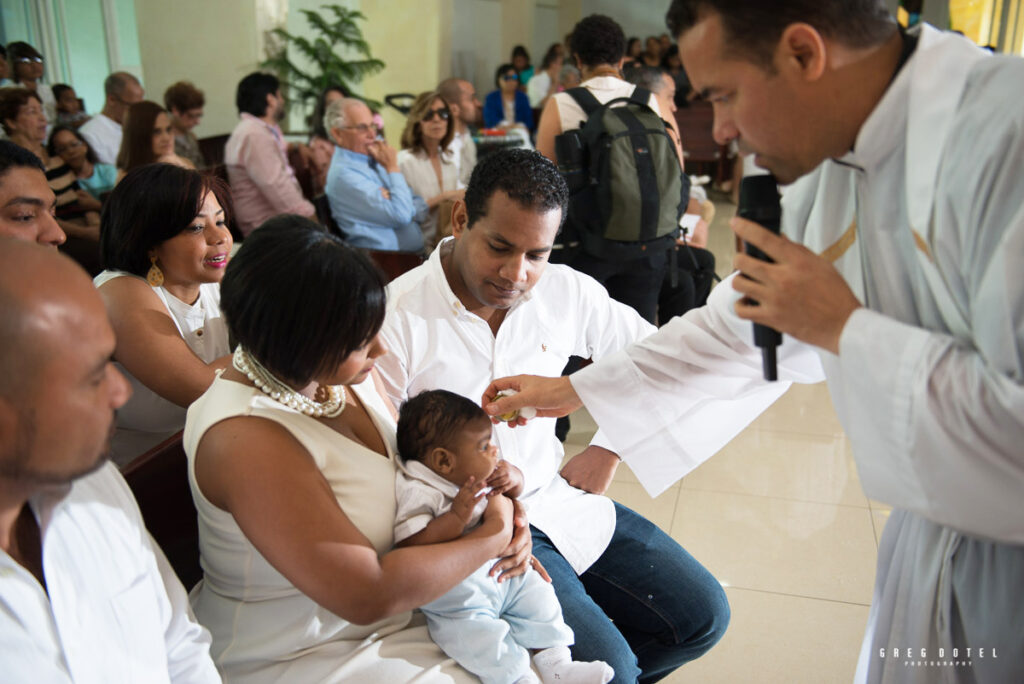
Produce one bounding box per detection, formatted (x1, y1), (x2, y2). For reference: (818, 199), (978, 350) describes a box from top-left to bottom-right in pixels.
(121, 431), (202, 589)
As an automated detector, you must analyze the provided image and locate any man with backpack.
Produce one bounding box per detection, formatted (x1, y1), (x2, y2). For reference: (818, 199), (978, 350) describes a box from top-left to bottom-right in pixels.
(536, 13), (690, 324)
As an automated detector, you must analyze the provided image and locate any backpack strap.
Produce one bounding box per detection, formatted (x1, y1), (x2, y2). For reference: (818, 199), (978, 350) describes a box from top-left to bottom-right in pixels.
(565, 87), (603, 117)
(629, 87), (652, 107)
(610, 104), (662, 241)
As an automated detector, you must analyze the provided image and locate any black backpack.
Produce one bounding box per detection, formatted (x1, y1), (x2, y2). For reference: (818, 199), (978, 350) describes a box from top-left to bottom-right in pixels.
(555, 86), (690, 261)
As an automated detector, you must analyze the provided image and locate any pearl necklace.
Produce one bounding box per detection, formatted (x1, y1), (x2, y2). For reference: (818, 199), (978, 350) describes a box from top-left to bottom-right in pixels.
(232, 347), (346, 418)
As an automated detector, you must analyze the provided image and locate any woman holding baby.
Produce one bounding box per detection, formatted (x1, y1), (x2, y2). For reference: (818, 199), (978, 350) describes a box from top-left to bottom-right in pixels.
(183, 216), (549, 683)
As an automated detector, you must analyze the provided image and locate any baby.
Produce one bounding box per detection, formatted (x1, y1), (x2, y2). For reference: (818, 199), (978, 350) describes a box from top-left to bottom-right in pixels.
(395, 389), (613, 684)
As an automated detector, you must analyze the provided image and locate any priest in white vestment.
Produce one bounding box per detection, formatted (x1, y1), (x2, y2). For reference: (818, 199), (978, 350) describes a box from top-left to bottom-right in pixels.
(484, 4), (1024, 683)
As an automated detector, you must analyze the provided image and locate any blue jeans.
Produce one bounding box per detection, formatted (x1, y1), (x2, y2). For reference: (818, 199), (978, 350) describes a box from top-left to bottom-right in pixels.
(531, 502), (729, 683)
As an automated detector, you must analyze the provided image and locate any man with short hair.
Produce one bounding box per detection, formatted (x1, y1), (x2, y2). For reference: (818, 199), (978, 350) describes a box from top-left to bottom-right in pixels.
(378, 149), (729, 682)
(323, 97), (424, 251)
(438, 77), (481, 186)
(536, 14), (671, 324)
(78, 72), (144, 165)
(224, 72), (315, 236)
(0, 239), (220, 682)
(0, 140), (64, 246)
(486, 2), (1024, 682)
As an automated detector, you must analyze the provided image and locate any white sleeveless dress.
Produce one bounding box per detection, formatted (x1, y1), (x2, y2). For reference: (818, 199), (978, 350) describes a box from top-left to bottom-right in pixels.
(94, 270), (229, 465)
(183, 373), (476, 683)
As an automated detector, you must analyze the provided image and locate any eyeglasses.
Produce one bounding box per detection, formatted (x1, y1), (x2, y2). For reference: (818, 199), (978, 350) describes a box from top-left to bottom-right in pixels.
(502, 73), (519, 82)
(344, 123), (379, 134)
(422, 107), (450, 122)
(54, 140), (84, 155)
(16, 56), (43, 64)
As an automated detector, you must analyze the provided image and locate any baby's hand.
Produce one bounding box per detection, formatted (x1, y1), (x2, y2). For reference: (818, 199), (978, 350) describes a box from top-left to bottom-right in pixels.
(451, 476), (487, 524)
(486, 460), (524, 497)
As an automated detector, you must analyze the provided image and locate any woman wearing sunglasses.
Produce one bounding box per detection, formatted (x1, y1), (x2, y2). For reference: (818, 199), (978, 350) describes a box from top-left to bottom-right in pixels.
(6, 42), (56, 129)
(398, 91), (465, 249)
(482, 63), (534, 130)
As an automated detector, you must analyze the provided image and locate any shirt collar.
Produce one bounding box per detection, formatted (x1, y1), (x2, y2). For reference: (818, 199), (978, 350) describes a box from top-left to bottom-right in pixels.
(835, 29), (919, 172)
(337, 146), (372, 164)
(397, 457), (461, 499)
(240, 112), (282, 138)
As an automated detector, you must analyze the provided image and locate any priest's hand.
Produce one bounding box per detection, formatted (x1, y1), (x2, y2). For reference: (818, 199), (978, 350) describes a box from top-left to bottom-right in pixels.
(732, 217), (862, 354)
(560, 445), (620, 495)
(482, 375), (582, 427)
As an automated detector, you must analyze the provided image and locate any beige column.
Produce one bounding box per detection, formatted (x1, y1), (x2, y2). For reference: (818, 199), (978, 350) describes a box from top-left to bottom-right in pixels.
(501, 0), (536, 63)
(134, 0), (263, 137)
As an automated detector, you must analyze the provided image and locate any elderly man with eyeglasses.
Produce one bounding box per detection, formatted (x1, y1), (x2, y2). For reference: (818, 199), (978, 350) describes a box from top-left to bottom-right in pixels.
(323, 97), (426, 252)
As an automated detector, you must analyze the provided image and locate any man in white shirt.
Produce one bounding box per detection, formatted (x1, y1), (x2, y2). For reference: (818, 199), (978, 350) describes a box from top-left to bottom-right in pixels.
(0, 239), (220, 683)
(78, 72), (144, 166)
(438, 77), (481, 187)
(378, 149), (729, 683)
(485, 2), (1024, 683)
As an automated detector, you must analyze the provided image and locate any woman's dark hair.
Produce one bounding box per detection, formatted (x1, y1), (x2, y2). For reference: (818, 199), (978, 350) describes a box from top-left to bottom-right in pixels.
(99, 163), (233, 276)
(116, 100), (167, 170)
(6, 42), (42, 83)
(309, 85), (346, 140)
(661, 44), (682, 70)
(664, 0), (895, 67)
(570, 15), (626, 68)
(163, 81), (205, 113)
(494, 63), (518, 89)
(627, 37), (642, 57)
(46, 125), (97, 165)
(220, 216), (387, 387)
(400, 91), (454, 153)
(236, 72), (280, 117)
(397, 389), (490, 463)
(511, 45), (531, 65)
(540, 44), (562, 70)
(0, 87), (42, 135)
(51, 83), (73, 106)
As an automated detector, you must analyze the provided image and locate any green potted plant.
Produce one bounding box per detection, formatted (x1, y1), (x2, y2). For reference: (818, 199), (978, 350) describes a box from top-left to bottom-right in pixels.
(262, 4), (385, 115)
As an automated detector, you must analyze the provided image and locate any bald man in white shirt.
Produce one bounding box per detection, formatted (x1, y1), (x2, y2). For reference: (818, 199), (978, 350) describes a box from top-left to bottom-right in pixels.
(0, 240), (220, 683)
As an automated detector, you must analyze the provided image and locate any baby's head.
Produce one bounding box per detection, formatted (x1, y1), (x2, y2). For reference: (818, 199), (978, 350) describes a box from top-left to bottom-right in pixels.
(397, 389), (499, 486)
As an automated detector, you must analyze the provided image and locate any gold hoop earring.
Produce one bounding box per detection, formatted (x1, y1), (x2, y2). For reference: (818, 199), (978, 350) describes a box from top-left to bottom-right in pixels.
(146, 255), (164, 287)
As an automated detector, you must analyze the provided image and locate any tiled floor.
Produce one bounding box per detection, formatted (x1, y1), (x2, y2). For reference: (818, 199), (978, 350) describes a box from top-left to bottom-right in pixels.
(562, 193), (889, 683)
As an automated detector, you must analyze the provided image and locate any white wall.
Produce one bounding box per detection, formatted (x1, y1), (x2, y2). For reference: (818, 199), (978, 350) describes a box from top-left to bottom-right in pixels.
(582, 0), (669, 42)
(451, 0), (505, 99)
(134, 0), (262, 139)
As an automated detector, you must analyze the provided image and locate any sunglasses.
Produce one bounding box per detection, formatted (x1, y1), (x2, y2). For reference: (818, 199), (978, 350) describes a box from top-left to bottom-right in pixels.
(502, 73), (519, 81)
(422, 107), (450, 122)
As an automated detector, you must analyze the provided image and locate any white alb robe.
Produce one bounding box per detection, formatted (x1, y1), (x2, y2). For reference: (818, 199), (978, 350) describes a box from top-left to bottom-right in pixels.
(571, 25), (1024, 684)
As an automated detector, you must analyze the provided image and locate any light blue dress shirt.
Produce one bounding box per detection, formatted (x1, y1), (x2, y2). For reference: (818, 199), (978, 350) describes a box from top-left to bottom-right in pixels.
(325, 146), (426, 252)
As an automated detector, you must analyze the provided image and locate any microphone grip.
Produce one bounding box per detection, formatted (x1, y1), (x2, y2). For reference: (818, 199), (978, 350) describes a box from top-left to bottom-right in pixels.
(737, 176), (783, 382)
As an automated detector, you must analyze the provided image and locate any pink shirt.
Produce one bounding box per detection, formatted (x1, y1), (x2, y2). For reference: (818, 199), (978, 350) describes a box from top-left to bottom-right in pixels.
(224, 114), (314, 235)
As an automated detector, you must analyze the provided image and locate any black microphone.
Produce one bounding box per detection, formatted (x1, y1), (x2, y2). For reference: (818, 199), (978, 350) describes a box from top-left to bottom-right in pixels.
(737, 175), (783, 381)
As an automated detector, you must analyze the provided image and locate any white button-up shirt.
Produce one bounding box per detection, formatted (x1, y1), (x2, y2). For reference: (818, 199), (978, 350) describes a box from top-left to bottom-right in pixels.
(0, 463), (220, 683)
(378, 239), (656, 573)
